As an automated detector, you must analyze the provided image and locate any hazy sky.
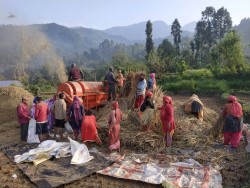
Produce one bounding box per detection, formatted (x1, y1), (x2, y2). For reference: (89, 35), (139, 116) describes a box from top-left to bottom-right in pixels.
(0, 0), (249, 30)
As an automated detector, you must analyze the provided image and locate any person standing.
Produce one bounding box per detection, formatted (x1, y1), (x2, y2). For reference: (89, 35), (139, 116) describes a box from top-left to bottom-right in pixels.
(147, 73), (157, 91)
(134, 73), (147, 109)
(81, 109), (102, 145)
(68, 96), (84, 140)
(104, 67), (117, 101)
(53, 93), (67, 140)
(17, 96), (31, 141)
(35, 96), (50, 142)
(108, 101), (122, 152)
(116, 69), (124, 98)
(68, 63), (84, 81)
(158, 96), (175, 147)
(222, 95), (243, 153)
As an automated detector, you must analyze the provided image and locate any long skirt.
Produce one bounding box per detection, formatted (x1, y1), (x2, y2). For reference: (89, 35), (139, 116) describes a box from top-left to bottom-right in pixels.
(165, 129), (174, 147)
(109, 124), (120, 151)
(224, 131), (242, 148)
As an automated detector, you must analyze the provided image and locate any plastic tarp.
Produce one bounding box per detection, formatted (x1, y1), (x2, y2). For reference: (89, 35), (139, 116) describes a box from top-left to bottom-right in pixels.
(1, 142), (113, 188)
(27, 118), (40, 144)
(97, 154), (222, 187)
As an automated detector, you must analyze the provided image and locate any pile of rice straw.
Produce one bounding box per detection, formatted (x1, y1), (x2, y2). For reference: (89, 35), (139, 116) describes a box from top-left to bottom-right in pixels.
(0, 86), (34, 124)
(97, 72), (223, 153)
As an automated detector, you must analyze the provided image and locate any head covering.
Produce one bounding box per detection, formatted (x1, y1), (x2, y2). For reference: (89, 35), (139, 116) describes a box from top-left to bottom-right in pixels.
(226, 95), (242, 118)
(73, 96), (80, 102)
(146, 91), (153, 98)
(189, 94), (203, 106)
(150, 73), (155, 79)
(22, 96), (28, 100)
(163, 96), (173, 104)
(73, 96), (83, 126)
(112, 101), (119, 109)
(227, 95), (237, 102)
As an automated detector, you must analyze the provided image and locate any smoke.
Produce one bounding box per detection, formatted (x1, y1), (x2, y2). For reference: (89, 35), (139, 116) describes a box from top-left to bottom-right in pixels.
(0, 25), (67, 83)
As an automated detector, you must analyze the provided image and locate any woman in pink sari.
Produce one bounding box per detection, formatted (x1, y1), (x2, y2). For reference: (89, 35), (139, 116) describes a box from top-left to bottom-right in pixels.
(158, 96), (175, 147)
(108, 101), (122, 151)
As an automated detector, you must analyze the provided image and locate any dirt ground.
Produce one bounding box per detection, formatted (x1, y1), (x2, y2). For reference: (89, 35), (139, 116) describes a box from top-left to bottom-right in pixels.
(0, 87), (250, 188)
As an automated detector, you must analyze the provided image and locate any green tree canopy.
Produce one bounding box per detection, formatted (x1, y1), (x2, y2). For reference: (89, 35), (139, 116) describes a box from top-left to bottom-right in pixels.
(218, 31), (247, 73)
(145, 20), (154, 60)
(171, 18), (182, 56)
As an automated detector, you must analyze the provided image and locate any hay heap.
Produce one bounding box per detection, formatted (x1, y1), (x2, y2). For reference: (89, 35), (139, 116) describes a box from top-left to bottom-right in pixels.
(97, 72), (218, 153)
(0, 86), (34, 124)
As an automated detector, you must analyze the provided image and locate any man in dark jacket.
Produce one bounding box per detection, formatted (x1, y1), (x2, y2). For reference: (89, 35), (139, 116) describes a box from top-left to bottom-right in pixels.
(68, 64), (84, 81)
(104, 67), (117, 101)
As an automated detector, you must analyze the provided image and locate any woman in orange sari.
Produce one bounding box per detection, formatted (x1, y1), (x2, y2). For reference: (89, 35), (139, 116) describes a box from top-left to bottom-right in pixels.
(158, 96), (175, 147)
(222, 95), (243, 152)
(108, 101), (122, 151)
(81, 109), (102, 145)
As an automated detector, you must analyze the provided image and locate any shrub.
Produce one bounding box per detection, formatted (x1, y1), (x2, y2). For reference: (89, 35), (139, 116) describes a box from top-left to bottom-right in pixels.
(182, 69), (214, 80)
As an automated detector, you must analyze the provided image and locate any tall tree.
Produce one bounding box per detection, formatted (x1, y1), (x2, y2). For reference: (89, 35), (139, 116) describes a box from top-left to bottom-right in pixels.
(145, 20), (154, 60)
(213, 7), (232, 41)
(171, 18), (182, 56)
(201, 6), (216, 49)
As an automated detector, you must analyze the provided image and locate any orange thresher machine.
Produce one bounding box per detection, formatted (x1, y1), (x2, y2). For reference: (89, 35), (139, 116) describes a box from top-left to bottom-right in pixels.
(57, 81), (108, 109)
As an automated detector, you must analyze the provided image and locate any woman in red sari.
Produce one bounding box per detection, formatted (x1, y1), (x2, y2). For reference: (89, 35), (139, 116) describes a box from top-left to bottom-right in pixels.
(81, 109), (102, 145)
(108, 101), (122, 151)
(158, 96), (175, 147)
(222, 95), (243, 152)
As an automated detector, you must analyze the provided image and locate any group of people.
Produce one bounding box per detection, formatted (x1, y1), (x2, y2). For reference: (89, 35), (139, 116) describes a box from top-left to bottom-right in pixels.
(17, 63), (245, 153)
(16, 93), (122, 152)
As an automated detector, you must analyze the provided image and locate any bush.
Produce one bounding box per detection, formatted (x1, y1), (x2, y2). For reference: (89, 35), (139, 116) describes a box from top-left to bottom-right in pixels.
(195, 79), (228, 93)
(182, 69), (214, 80)
(162, 79), (195, 92)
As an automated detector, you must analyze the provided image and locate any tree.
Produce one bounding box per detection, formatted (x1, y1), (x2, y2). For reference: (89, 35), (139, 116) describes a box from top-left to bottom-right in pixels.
(218, 31), (247, 73)
(193, 6), (233, 65)
(157, 39), (175, 59)
(171, 18), (182, 56)
(145, 20), (154, 60)
(213, 7), (232, 42)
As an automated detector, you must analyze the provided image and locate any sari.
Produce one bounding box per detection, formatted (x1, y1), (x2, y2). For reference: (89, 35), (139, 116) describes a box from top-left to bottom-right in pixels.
(222, 95), (243, 148)
(159, 96), (175, 147)
(108, 102), (122, 151)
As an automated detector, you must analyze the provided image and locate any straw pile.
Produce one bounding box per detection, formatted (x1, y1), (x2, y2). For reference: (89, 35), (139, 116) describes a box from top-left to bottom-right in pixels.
(96, 72), (227, 153)
(0, 86), (34, 124)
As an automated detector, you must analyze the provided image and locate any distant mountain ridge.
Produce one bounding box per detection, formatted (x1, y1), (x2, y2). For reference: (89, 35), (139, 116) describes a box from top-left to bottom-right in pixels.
(1, 19), (249, 58)
(103, 20), (194, 41)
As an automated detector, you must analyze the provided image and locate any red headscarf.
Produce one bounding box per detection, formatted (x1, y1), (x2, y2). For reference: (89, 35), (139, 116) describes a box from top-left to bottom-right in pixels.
(150, 73), (155, 79)
(112, 101), (119, 109)
(227, 95), (243, 118)
(163, 96), (173, 105)
(146, 91), (153, 98)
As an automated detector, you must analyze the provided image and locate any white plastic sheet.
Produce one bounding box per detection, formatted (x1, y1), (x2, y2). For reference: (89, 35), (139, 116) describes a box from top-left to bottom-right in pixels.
(69, 137), (94, 165)
(27, 119), (40, 144)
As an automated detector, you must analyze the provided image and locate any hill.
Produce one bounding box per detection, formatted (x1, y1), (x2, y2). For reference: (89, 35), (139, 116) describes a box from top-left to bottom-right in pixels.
(234, 18), (250, 55)
(104, 20), (194, 41)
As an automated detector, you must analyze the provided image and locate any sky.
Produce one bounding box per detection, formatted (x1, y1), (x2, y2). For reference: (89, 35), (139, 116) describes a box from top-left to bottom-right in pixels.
(0, 0), (249, 30)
